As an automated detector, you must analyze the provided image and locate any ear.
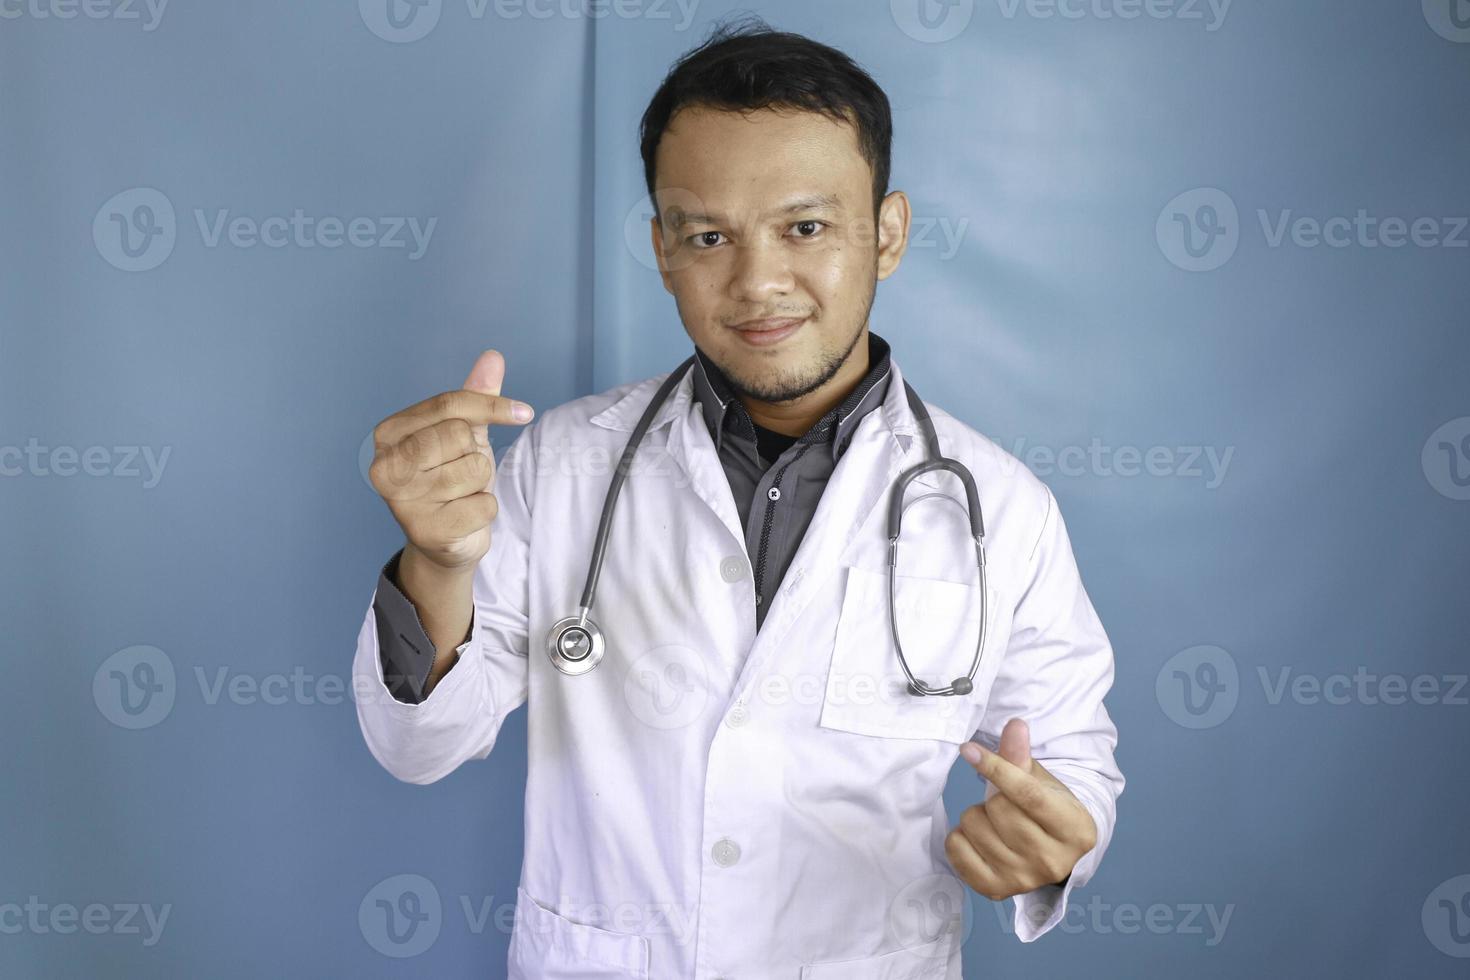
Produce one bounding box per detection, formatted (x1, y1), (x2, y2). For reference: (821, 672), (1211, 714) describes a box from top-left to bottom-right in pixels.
(875, 190), (911, 281)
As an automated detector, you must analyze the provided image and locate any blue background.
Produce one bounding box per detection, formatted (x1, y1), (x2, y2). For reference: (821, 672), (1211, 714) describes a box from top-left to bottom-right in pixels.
(3, 0), (1468, 976)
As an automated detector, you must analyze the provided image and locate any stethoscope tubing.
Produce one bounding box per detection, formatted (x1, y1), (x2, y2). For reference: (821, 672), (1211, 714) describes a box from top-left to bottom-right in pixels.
(547, 354), (989, 697)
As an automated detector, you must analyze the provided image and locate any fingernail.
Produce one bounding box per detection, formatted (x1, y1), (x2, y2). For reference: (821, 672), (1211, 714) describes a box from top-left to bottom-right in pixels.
(960, 743), (982, 766)
(513, 402), (534, 422)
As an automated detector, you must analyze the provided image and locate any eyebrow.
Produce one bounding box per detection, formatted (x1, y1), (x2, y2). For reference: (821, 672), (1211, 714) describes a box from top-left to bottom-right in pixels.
(664, 193), (844, 228)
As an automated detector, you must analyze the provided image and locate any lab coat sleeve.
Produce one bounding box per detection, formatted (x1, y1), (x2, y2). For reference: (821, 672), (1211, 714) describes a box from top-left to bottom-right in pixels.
(970, 485), (1124, 943)
(352, 424), (535, 785)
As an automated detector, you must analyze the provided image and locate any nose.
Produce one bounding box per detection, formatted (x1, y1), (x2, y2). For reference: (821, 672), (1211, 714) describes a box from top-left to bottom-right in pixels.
(727, 238), (795, 304)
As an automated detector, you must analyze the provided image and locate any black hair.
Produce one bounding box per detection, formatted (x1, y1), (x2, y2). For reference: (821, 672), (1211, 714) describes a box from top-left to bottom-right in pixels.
(638, 15), (893, 220)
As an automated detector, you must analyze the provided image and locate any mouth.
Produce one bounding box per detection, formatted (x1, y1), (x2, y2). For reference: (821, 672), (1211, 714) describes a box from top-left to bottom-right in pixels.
(729, 316), (807, 347)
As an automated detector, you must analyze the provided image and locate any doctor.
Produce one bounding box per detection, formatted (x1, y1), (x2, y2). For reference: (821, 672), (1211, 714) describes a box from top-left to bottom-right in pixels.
(355, 20), (1122, 980)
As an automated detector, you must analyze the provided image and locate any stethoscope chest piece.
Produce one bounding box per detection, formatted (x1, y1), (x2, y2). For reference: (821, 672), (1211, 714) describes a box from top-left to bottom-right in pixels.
(546, 613), (606, 675)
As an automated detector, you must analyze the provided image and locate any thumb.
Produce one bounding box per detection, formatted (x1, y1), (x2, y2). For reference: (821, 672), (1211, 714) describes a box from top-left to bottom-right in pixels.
(461, 349), (505, 465)
(463, 349), (506, 396)
(997, 717), (1033, 774)
(964, 717), (1033, 801)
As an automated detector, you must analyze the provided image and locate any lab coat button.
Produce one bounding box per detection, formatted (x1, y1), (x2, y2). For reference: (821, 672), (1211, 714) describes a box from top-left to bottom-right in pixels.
(726, 701), (749, 727)
(711, 838), (741, 867)
(719, 555), (748, 582)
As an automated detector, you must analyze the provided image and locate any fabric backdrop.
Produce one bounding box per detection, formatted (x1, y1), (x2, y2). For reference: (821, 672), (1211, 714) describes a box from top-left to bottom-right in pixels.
(2, 1), (1467, 976)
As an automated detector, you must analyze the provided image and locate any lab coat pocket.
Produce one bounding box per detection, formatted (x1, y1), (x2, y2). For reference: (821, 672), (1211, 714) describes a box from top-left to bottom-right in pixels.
(818, 564), (1000, 745)
(799, 928), (954, 979)
(507, 885), (651, 979)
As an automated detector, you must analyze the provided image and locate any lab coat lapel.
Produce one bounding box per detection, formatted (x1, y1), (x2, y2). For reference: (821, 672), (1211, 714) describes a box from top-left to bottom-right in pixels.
(734, 358), (937, 686)
(587, 365), (748, 553)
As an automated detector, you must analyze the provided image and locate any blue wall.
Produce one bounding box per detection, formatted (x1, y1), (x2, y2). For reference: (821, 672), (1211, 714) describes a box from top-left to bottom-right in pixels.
(2, 1), (1467, 976)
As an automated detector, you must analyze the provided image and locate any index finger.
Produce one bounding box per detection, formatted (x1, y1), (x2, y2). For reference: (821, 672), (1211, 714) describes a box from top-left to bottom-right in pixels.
(375, 388), (533, 448)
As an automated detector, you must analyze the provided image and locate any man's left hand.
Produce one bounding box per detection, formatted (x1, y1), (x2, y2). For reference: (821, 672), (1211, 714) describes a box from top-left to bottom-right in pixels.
(945, 717), (1097, 901)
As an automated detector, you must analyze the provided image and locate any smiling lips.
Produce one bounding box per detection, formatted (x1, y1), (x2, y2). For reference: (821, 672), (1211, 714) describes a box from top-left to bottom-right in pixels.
(731, 316), (806, 346)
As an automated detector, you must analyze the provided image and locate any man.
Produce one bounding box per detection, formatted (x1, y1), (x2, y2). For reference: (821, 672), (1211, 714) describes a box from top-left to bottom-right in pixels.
(356, 19), (1122, 979)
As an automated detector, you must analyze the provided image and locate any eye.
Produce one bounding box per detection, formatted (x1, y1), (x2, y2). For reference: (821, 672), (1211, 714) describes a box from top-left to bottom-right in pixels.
(790, 220), (827, 239)
(686, 231), (726, 249)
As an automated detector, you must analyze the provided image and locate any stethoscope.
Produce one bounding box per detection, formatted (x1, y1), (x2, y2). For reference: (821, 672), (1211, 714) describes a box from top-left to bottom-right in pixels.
(545, 354), (989, 697)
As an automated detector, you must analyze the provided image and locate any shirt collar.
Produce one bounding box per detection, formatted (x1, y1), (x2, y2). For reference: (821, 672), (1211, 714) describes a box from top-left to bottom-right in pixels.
(691, 329), (893, 464)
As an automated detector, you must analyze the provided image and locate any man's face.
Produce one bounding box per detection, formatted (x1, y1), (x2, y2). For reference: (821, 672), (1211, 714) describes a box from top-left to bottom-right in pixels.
(649, 105), (909, 404)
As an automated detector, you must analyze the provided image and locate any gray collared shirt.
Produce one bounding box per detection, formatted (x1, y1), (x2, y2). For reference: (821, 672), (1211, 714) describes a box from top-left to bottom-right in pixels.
(373, 331), (894, 703)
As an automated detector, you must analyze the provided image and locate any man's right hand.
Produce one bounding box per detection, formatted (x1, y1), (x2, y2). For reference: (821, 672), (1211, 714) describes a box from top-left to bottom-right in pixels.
(368, 349), (536, 573)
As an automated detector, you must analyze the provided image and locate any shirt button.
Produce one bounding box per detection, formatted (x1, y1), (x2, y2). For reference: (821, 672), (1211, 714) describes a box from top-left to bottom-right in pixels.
(767, 486), (781, 501)
(719, 555), (748, 582)
(711, 838), (741, 867)
(726, 699), (749, 727)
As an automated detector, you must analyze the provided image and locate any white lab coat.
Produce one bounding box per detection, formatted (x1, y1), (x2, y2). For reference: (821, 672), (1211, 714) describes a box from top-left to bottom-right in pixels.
(353, 354), (1123, 978)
